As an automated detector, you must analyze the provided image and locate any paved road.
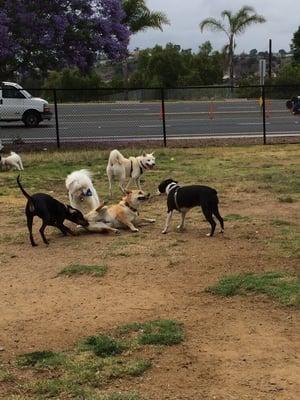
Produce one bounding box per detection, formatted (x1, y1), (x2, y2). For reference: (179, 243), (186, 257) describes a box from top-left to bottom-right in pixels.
(1, 99), (299, 143)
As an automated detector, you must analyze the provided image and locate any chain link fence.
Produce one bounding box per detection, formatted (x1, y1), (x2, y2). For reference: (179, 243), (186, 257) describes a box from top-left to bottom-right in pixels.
(0, 84), (299, 149)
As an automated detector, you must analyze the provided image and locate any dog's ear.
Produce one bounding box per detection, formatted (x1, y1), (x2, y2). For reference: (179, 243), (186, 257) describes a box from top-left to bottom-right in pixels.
(141, 151), (146, 157)
(67, 205), (77, 213)
(96, 201), (107, 212)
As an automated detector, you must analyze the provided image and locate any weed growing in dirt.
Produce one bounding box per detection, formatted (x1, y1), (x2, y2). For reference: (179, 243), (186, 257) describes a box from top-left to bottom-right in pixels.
(17, 350), (66, 368)
(58, 264), (108, 277)
(224, 214), (252, 222)
(80, 335), (126, 357)
(206, 272), (300, 306)
(278, 196), (295, 203)
(271, 219), (295, 227)
(117, 319), (184, 346)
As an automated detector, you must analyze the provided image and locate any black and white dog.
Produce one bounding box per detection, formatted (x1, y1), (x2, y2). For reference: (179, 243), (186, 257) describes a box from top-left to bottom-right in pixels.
(158, 179), (224, 236)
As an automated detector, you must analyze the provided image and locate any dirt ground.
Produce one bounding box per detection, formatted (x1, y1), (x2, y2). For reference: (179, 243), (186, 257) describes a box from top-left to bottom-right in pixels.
(0, 180), (299, 399)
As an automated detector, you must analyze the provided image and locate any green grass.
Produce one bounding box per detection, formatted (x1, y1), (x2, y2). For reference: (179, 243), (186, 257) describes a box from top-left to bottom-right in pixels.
(80, 335), (126, 357)
(224, 213), (252, 222)
(207, 272), (300, 306)
(271, 219), (295, 227)
(17, 351), (66, 368)
(58, 264), (108, 277)
(268, 225), (300, 258)
(117, 319), (184, 346)
(2, 319), (183, 398)
(2, 145), (299, 203)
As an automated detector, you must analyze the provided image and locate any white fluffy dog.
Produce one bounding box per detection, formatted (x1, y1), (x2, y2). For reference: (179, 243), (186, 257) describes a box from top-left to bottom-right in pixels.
(0, 151), (24, 170)
(106, 149), (155, 196)
(65, 169), (100, 213)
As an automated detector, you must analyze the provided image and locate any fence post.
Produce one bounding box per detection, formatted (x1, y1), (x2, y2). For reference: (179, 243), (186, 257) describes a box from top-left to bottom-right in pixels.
(160, 87), (167, 147)
(261, 85), (267, 145)
(53, 89), (60, 149)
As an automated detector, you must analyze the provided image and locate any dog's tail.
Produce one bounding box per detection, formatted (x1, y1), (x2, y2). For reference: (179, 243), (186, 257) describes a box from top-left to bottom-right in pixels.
(108, 149), (125, 166)
(17, 175), (32, 201)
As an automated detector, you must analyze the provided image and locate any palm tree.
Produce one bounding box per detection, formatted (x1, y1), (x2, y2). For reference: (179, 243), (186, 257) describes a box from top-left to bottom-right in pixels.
(121, 0), (170, 85)
(199, 6), (266, 86)
(122, 0), (169, 35)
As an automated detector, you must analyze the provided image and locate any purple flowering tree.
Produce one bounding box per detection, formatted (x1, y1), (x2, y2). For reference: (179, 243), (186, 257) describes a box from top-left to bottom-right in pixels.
(0, 0), (130, 79)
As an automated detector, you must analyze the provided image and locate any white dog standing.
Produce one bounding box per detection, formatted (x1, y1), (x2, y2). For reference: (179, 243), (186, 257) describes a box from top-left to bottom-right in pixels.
(65, 169), (100, 213)
(106, 149), (155, 197)
(0, 151), (24, 170)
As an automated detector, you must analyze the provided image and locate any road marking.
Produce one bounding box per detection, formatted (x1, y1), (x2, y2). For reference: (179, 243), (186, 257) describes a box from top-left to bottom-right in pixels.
(139, 124), (171, 128)
(113, 108), (150, 111)
(237, 122), (270, 125)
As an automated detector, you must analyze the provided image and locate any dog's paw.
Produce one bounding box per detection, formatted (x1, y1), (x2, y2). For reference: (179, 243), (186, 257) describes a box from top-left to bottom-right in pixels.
(176, 225), (184, 231)
(161, 230), (167, 234)
(148, 219), (156, 223)
(131, 228), (139, 232)
(114, 229), (121, 235)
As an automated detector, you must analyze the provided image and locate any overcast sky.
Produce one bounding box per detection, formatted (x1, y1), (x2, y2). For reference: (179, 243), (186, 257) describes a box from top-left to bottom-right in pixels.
(129, 0), (300, 54)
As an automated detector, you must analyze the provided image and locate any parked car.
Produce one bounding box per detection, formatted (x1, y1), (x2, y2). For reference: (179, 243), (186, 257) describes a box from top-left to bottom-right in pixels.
(0, 82), (52, 127)
(286, 96), (300, 115)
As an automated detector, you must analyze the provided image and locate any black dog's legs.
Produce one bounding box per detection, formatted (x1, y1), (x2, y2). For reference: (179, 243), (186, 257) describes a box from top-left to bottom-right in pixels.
(57, 223), (75, 236)
(39, 221), (49, 245)
(212, 205), (224, 233)
(201, 205), (216, 237)
(26, 212), (37, 247)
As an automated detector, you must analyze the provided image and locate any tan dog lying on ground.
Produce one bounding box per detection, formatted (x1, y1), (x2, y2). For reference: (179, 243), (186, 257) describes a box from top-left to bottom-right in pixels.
(84, 190), (155, 234)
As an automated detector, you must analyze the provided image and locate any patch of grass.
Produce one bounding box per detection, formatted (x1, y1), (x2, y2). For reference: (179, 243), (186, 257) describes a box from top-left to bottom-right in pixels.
(271, 219), (294, 227)
(32, 378), (86, 398)
(58, 264), (108, 277)
(89, 393), (141, 400)
(0, 232), (27, 244)
(118, 320), (184, 346)
(104, 359), (151, 379)
(224, 214), (252, 222)
(268, 225), (300, 258)
(0, 368), (15, 383)
(278, 196), (295, 203)
(81, 335), (126, 357)
(206, 272), (300, 306)
(17, 350), (65, 368)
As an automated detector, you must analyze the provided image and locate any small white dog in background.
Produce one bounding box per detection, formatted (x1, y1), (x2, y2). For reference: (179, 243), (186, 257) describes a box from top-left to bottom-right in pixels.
(65, 169), (100, 213)
(106, 149), (155, 196)
(0, 151), (24, 171)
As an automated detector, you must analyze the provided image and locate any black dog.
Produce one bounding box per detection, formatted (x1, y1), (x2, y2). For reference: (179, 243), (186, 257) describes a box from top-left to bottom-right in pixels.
(158, 178), (224, 236)
(17, 175), (89, 246)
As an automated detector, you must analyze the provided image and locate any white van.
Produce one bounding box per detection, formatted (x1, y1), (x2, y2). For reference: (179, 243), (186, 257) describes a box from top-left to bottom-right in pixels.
(0, 82), (52, 127)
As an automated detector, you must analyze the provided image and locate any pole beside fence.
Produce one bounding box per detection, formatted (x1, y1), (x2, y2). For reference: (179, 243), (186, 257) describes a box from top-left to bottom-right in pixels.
(53, 89), (60, 149)
(161, 87), (167, 147)
(262, 85), (267, 145)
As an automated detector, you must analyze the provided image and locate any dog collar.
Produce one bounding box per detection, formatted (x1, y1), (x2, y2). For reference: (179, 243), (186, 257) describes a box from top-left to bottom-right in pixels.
(130, 160), (133, 177)
(166, 182), (178, 194)
(124, 202), (138, 214)
(139, 161), (146, 174)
